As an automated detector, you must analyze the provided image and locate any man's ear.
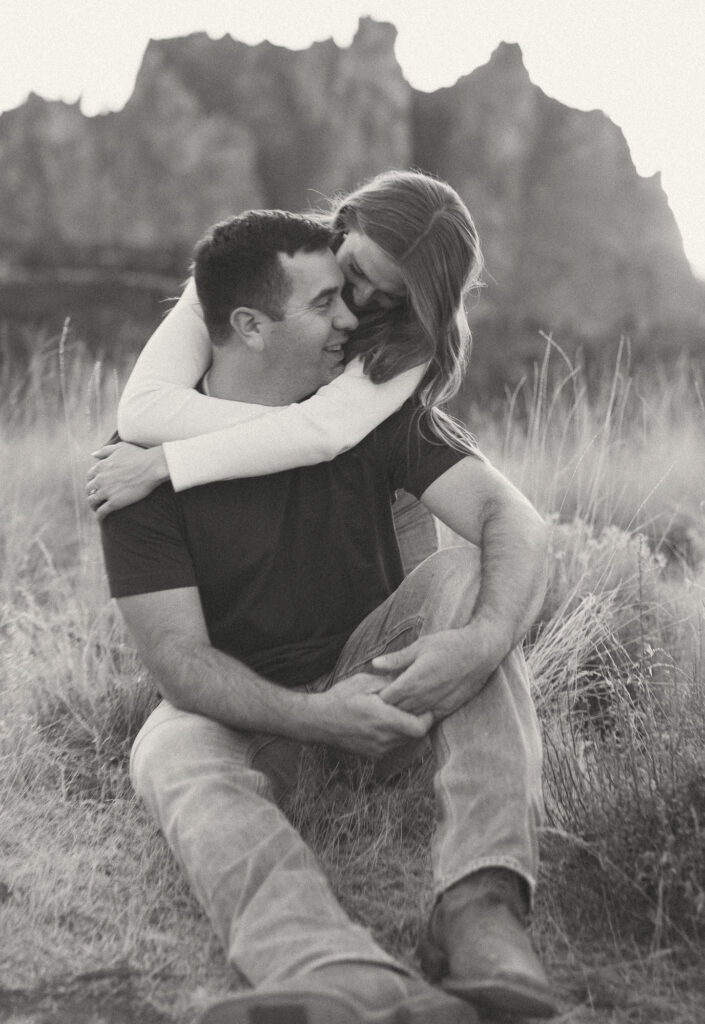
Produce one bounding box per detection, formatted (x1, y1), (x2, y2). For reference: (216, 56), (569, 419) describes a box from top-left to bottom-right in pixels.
(230, 307), (268, 351)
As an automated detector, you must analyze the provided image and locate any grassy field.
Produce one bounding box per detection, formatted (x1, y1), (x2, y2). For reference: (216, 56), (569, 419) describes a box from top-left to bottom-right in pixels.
(1, 332), (704, 1023)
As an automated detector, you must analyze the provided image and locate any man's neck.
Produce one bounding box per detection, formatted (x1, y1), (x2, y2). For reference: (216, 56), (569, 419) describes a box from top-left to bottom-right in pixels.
(206, 352), (293, 406)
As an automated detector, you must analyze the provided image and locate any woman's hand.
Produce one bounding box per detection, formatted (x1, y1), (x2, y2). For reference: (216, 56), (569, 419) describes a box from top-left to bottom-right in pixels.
(86, 443), (170, 521)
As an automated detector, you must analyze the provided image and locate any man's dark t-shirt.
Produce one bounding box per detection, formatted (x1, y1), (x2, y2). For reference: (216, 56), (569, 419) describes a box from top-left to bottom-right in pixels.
(100, 403), (467, 687)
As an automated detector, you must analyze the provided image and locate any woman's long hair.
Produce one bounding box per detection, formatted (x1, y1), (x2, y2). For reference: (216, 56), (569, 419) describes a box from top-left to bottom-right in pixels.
(330, 170), (484, 454)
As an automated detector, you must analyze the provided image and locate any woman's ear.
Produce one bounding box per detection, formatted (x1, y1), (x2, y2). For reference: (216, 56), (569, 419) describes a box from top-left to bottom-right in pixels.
(230, 307), (267, 352)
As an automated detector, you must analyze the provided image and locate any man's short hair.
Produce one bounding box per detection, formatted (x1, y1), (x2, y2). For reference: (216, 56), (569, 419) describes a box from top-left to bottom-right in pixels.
(193, 210), (334, 344)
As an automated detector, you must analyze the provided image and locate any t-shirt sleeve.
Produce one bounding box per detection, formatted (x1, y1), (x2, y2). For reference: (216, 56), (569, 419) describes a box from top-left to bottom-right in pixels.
(384, 406), (481, 498)
(99, 484), (197, 598)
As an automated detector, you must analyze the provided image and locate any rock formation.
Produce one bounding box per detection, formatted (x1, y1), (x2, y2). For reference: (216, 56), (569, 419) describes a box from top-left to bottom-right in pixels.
(414, 42), (702, 351)
(0, 18), (702, 377)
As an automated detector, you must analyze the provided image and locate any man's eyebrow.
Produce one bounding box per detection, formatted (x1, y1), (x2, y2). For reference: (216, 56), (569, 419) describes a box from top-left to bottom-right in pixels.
(310, 284), (339, 305)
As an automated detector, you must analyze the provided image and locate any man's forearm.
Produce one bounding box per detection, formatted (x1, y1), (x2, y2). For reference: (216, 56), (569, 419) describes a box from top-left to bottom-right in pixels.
(117, 589), (432, 756)
(374, 491), (548, 719)
(139, 636), (432, 757)
(470, 492), (548, 660)
(422, 460), (548, 667)
(143, 637), (321, 741)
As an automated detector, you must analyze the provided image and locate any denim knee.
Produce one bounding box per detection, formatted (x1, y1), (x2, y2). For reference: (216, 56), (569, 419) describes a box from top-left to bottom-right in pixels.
(129, 709), (176, 800)
(129, 702), (210, 801)
(408, 544), (481, 610)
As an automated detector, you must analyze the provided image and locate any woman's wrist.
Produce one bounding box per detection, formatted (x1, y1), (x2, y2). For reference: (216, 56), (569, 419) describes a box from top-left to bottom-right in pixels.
(148, 446), (171, 485)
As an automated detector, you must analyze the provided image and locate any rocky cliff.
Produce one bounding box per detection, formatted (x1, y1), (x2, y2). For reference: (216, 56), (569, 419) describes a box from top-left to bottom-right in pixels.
(414, 42), (702, 352)
(0, 19), (410, 266)
(0, 18), (702, 374)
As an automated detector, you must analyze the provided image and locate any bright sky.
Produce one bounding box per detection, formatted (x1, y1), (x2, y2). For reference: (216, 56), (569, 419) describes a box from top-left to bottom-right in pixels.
(2, 0), (704, 277)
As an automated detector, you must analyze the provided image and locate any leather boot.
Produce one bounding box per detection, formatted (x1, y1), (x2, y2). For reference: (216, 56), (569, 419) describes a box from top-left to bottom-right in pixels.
(418, 868), (557, 1018)
(199, 962), (479, 1024)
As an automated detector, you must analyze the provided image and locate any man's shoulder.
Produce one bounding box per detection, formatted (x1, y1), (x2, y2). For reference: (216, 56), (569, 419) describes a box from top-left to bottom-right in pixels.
(368, 401), (474, 497)
(369, 400), (422, 444)
(100, 479), (180, 541)
(98, 434), (179, 527)
(370, 401), (454, 457)
(99, 479), (194, 600)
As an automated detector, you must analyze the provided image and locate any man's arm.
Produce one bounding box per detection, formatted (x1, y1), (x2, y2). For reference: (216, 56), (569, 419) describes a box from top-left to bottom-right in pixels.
(375, 456), (548, 718)
(422, 456), (548, 647)
(117, 585), (432, 757)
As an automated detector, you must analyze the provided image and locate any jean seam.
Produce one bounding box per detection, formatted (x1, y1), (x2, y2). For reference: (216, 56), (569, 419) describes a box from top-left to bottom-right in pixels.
(245, 733), (278, 765)
(333, 614), (423, 681)
(432, 720), (454, 891)
(244, 733), (302, 799)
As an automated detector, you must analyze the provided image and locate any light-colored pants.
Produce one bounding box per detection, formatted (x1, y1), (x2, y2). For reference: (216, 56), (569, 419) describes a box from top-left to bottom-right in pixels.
(130, 547), (544, 987)
(391, 490), (439, 576)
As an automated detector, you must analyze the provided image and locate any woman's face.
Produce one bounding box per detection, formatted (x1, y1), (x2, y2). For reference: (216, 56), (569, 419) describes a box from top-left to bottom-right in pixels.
(335, 230), (406, 311)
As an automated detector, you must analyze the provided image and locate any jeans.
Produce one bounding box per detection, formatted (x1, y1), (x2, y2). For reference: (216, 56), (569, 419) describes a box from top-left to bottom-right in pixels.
(391, 490), (439, 575)
(130, 547), (544, 987)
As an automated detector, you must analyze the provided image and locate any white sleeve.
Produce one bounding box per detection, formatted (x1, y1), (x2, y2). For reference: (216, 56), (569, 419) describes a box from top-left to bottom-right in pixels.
(116, 277), (425, 493)
(164, 358), (425, 490)
(117, 278), (269, 443)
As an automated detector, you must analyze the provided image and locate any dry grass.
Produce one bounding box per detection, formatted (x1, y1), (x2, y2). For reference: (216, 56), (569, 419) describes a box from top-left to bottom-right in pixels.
(468, 338), (705, 559)
(1, 336), (704, 1022)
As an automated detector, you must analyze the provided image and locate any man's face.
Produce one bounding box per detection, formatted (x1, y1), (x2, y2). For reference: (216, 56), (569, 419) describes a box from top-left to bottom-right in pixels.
(265, 249), (359, 398)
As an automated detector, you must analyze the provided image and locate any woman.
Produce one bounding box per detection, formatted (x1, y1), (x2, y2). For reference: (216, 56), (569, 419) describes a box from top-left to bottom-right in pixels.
(87, 170), (483, 566)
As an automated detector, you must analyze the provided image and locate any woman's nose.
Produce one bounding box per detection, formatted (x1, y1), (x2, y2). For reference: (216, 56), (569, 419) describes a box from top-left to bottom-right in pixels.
(335, 302), (359, 332)
(353, 282), (375, 308)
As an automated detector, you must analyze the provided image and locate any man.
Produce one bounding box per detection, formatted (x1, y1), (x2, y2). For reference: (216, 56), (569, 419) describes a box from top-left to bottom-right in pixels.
(100, 210), (555, 1024)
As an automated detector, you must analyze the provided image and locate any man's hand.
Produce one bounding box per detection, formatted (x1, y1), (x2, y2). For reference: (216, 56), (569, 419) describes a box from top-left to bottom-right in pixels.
(87, 442), (170, 520)
(313, 673), (433, 757)
(372, 627), (503, 721)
